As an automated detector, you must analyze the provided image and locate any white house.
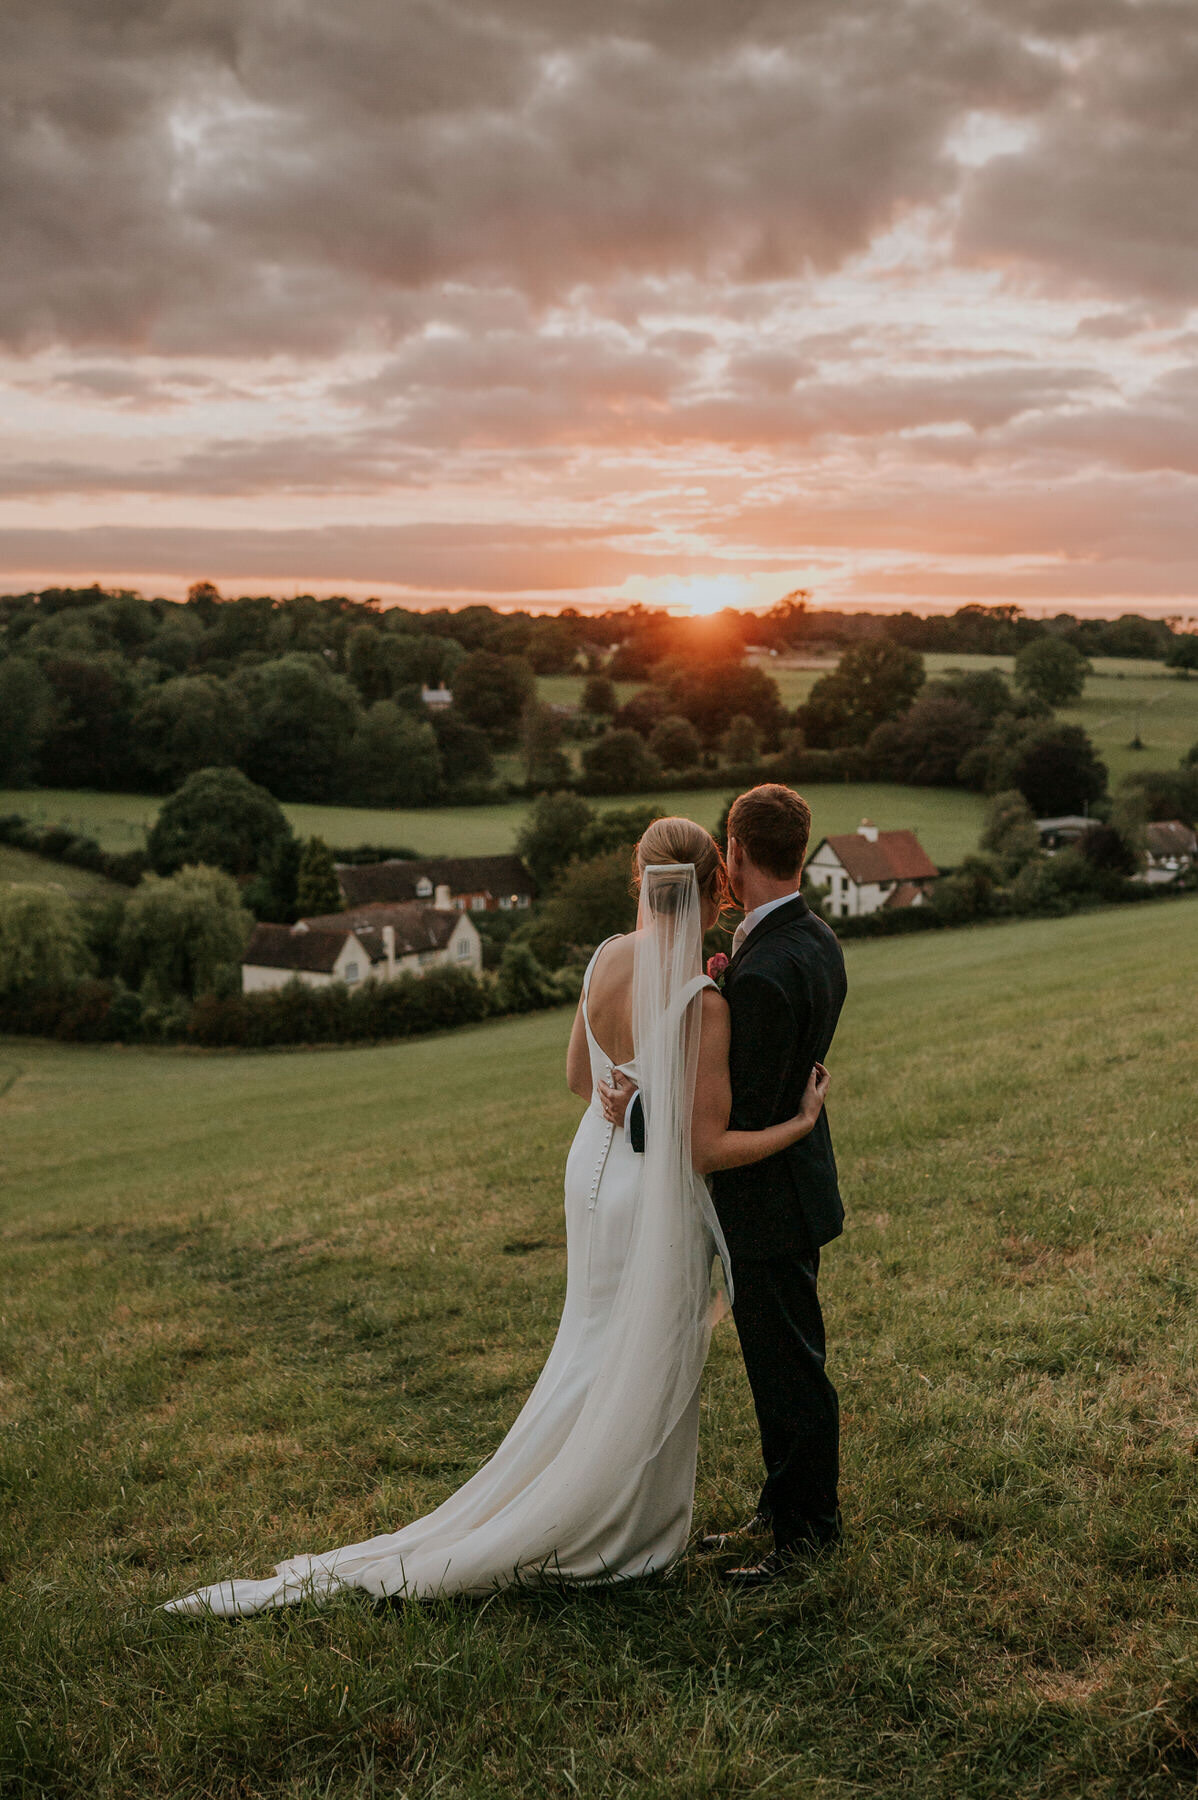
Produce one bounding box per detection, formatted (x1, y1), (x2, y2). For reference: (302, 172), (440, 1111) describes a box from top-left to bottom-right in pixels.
(806, 820), (940, 919)
(421, 684), (453, 708)
(242, 901), (482, 992)
(1142, 820), (1197, 885)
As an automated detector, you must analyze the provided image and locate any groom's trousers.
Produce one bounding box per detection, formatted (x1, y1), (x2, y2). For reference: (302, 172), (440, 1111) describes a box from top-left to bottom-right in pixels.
(731, 1250), (841, 1553)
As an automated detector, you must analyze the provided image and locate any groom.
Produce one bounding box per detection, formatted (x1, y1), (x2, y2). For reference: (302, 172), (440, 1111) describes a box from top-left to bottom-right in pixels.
(601, 783), (847, 1583)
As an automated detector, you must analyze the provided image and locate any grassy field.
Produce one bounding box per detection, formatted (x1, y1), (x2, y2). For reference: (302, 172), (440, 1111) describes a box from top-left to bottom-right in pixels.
(0, 844), (127, 900)
(0, 784), (988, 867)
(746, 653), (1198, 786)
(2, 900), (1196, 1798)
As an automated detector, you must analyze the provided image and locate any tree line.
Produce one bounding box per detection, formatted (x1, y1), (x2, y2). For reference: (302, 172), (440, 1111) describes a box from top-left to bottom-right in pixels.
(1, 583), (1192, 806)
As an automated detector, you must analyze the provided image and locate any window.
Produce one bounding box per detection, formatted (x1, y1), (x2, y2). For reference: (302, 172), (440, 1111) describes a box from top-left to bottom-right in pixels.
(455, 936), (473, 959)
(344, 961), (360, 983)
(415, 877), (433, 898)
(499, 895), (512, 911)
(454, 897), (466, 912)
(471, 894), (486, 912)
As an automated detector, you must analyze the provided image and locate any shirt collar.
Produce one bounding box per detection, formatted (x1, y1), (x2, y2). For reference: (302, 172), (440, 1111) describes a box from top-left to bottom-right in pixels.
(733, 888), (804, 949)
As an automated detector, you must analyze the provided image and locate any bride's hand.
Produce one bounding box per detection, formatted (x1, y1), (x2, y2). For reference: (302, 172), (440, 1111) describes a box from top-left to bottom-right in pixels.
(795, 1062), (830, 1135)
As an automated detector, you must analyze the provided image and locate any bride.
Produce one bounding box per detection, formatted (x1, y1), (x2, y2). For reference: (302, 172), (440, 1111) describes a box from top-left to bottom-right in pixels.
(166, 817), (829, 1616)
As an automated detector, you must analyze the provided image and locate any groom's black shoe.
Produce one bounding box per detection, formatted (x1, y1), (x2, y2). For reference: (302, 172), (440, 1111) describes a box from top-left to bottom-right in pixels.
(697, 1514), (771, 1556)
(722, 1535), (841, 1588)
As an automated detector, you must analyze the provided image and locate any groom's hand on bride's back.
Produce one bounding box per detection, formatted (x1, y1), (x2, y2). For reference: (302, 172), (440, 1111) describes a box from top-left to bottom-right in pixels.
(598, 1068), (636, 1130)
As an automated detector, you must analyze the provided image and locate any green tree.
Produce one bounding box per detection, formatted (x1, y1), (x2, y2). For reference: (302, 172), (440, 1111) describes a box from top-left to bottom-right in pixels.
(661, 664), (787, 747)
(0, 885), (90, 994)
(648, 715), (702, 771)
(233, 655), (361, 800)
(494, 940), (567, 1012)
(979, 790), (1041, 873)
(345, 702), (442, 805)
(525, 848), (638, 966)
(865, 695), (987, 785)
(516, 791), (595, 891)
(522, 702), (573, 789)
(1165, 635), (1198, 674)
(37, 654), (143, 788)
(720, 714), (760, 764)
(798, 641), (926, 747)
(581, 673), (617, 716)
(430, 710), (495, 794)
(452, 652), (537, 746)
(1001, 724), (1108, 817)
(118, 864), (253, 1001)
(132, 674), (250, 790)
(0, 657), (56, 784)
(243, 831), (302, 923)
(580, 728), (663, 795)
(148, 766), (296, 881)
(1014, 636), (1089, 706)
(296, 837), (343, 916)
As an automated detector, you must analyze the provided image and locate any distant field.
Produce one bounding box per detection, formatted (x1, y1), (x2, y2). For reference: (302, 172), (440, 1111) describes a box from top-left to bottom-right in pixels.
(2, 899), (1195, 1799)
(748, 652), (1198, 785)
(0, 843), (126, 900)
(0, 783), (987, 866)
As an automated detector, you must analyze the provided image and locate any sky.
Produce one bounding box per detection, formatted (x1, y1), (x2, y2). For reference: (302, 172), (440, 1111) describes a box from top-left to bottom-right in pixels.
(2, 0), (1198, 618)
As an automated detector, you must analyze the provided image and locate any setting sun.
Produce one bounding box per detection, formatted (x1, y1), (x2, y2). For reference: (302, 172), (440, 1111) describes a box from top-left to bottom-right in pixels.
(662, 575), (752, 616)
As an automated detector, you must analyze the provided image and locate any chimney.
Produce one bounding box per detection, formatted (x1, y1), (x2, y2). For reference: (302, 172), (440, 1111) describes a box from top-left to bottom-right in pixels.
(434, 883), (453, 910)
(858, 818), (879, 842)
(382, 923), (395, 976)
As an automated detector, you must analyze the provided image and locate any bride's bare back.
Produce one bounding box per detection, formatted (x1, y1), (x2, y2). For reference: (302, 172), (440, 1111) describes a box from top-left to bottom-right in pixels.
(584, 935), (637, 1067)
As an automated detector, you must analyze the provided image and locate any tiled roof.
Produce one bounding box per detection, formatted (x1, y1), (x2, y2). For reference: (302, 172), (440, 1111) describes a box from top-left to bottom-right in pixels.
(1145, 820), (1197, 859)
(883, 880), (928, 910)
(244, 923), (351, 973)
(299, 901), (460, 960)
(336, 854), (534, 906)
(814, 829), (939, 885)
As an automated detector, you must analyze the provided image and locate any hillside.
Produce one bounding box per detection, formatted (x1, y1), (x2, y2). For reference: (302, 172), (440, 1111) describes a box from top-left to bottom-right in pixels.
(2, 899), (1195, 1798)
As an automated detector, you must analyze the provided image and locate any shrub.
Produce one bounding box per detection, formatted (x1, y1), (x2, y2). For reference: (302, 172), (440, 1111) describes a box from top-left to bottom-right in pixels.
(580, 729), (663, 795)
(0, 885), (91, 996)
(980, 790), (1041, 873)
(119, 864), (253, 1001)
(648, 715), (702, 771)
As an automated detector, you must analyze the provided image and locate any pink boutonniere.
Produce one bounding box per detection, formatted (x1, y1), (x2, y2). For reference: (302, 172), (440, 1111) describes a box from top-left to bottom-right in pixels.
(706, 952), (730, 991)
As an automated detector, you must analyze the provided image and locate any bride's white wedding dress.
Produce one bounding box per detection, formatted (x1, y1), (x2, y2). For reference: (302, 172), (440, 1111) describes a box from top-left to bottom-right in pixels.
(166, 864), (727, 1616)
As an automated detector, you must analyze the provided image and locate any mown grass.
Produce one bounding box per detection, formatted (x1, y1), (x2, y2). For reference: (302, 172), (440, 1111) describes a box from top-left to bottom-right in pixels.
(0, 783), (987, 867)
(2, 899), (1196, 1798)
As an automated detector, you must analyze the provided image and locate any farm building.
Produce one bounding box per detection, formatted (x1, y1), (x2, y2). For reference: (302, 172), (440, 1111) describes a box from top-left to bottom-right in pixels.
(242, 902), (482, 993)
(1035, 815), (1092, 851)
(336, 854), (535, 913)
(806, 820), (939, 919)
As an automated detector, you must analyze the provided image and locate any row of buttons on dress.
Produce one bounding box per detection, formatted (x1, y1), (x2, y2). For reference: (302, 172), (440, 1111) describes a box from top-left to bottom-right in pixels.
(589, 1072), (617, 1210)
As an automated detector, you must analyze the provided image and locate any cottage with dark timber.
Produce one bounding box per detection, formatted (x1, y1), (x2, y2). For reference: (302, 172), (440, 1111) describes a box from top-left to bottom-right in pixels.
(335, 854), (535, 914)
(242, 901), (482, 993)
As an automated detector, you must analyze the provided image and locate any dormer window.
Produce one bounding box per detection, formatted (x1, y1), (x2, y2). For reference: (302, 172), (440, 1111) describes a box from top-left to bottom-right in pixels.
(416, 877), (433, 898)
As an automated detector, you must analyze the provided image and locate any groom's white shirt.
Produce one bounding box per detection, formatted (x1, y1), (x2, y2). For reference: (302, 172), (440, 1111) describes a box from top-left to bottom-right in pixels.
(730, 888), (803, 956)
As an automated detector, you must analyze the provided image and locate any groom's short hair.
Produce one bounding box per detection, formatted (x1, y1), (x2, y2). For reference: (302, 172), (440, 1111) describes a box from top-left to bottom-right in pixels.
(727, 784), (812, 880)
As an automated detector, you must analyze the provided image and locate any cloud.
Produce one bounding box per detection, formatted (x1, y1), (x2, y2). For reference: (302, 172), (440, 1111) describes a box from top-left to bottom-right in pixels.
(0, 0), (1059, 352)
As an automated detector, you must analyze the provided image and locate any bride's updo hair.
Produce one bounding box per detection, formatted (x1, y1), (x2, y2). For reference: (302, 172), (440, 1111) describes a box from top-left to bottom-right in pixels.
(634, 816), (728, 911)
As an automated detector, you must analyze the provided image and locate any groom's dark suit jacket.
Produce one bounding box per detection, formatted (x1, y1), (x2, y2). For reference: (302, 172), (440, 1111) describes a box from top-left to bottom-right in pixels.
(631, 896), (847, 1260)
